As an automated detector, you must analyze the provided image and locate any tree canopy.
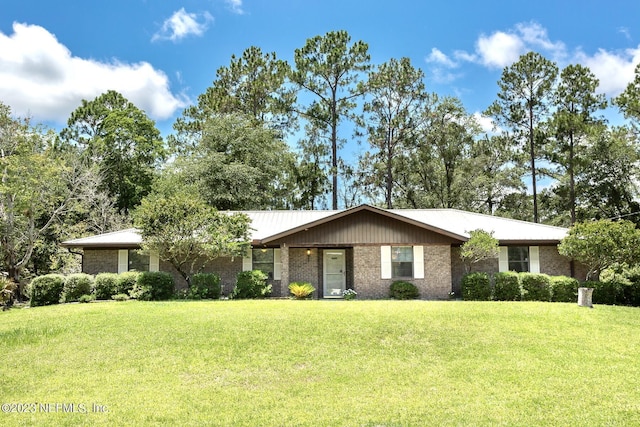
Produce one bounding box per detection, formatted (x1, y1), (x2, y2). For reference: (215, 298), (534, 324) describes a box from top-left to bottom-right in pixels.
(558, 220), (640, 281)
(133, 193), (251, 280)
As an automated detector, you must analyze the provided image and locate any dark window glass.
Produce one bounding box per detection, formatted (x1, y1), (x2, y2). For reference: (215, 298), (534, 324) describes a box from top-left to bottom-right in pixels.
(391, 246), (413, 278)
(508, 246), (529, 272)
(252, 248), (274, 279)
(128, 250), (150, 272)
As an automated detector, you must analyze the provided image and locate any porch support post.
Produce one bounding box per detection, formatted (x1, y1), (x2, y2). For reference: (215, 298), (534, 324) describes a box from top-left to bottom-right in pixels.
(280, 243), (289, 297)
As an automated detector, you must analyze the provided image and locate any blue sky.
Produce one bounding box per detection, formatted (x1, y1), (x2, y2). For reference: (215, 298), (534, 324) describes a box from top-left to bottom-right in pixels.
(2, 0), (639, 142)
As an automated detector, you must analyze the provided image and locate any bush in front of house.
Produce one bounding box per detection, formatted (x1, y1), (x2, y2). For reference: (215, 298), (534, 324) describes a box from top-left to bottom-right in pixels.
(587, 280), (623, 305)
(520, 273), (551, 301)
(93, 273), (119, 300)
(28, 274), (65, 307)
(621, 281), (640, 307)
(493, 272), (521, 301)
(187, 273), (221, 299)
(232, 270), (271, 299)
(288, 282), (315, 299)
(60, 273), (94, 303)
(130, 271), (175, 301)
(389, 281), (420, 300)
(116, 271), (140, 296)
(461, 272), (491, 301)
(550, 276), (580, 303)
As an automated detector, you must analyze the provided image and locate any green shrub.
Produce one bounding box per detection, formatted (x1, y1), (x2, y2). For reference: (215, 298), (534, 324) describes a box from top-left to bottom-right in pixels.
(588, 280), (623, 305)
(521, 273), (551, 301)
(28, 274), (65, 307)
(493, 272), (521, 301)
(94, 273), (119, 300)
(187, 273), (221, 300)
(550, 276), (580, 303)
(461, 272), (491, 301)
(131, 272), (175, 301)
(116, 271), (140, 295)
(288, 282), (315, 299)
(0, 277), (16, 307)
(616, 268), (640, 306)
(621, 282), (640, 307)
(232, 270), (271, 299)
(111, 293), (130, 301)
(389, 281), (420, 300)
(61, 273), (94, 303)
(78, 294), (95, 303)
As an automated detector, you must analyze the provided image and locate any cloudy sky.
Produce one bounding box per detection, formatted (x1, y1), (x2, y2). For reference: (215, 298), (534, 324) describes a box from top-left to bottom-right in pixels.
(1, 0), (639, 137)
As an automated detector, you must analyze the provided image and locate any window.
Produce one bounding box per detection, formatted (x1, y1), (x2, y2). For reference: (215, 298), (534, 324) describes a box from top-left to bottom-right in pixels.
(391, 246), (413, 278)
(508, 246), (529, 272)
(252, 248), (274, 279)
(128, 250), (150, 272)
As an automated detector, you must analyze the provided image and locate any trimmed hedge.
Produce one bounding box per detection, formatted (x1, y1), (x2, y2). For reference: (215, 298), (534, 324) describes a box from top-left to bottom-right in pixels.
(461, 272), (491, 301)
(389, 281), (420, 300)
(587, 280), (623, 306)
(117, 271), (140, 296)
(131, 271), (175, 301)
(521, 273), (551, 302)
(61, 273), (94, 303)
(28, 274), (65, 307)
(550, 276), (579, 303)
(493, 272), (521, 301)
(187, 273), (221, 299)
(94, 273), (119, 300)
(232, 270), (271, 299)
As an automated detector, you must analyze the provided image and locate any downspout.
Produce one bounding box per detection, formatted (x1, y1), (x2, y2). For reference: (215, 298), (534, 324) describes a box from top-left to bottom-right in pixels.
(67, 248), (84, 272)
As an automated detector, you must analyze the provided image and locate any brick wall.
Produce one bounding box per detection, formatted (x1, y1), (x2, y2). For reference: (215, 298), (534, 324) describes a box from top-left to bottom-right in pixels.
(289, 248), (321, 298)
(352, 245), (452, 300)
(83, 249), (118, 275)
(450, 247), (499, 294)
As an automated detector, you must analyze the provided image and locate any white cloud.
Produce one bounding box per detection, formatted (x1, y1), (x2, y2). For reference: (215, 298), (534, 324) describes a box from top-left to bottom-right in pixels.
(152, 8), (213, 42)
(515, 22), (566, 58)
(428, 21), (637, 96)
(476, 30), (525, 69)
(575, 46), (640, 96)
(426, 48), (457, 68)
(225, 0), (245, 15)
(473, 112), (499, 134)
(0, 22), (187, 124)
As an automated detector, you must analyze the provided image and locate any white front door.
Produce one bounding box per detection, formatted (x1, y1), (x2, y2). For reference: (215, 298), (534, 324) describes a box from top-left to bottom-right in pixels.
(323, 250), (346, 298)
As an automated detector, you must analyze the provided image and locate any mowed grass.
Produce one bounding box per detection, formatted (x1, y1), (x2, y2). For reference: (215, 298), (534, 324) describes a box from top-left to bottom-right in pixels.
(1, 300), (639, 426)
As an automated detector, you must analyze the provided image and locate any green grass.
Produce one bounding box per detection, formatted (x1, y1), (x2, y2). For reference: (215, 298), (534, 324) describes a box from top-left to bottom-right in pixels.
(1, 300), (639, 426)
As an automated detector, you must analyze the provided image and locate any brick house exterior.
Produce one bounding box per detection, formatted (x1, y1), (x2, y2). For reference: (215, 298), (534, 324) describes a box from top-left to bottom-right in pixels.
(63, 204), (580, 299)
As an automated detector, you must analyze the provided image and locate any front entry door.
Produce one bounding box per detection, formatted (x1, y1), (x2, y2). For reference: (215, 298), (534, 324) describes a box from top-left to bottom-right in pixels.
(323, 250), (346, 298)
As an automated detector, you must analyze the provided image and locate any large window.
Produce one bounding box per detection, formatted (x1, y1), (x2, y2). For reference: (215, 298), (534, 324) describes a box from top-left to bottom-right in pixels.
(252, 248), (274, 279)
(128, 250), (150, 272)
(391, 246), (413, 278)
(508, 246), (529, 272)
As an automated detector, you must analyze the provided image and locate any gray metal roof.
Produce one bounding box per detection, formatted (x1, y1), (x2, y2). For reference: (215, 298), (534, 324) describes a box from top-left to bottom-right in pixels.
(388, 209), (567, 242)
(61, 228), (142, 247)
(61, 205), (568, 247)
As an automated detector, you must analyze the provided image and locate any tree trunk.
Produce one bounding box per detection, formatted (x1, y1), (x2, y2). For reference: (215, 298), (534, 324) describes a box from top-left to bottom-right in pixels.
(529, 104), (538, 223)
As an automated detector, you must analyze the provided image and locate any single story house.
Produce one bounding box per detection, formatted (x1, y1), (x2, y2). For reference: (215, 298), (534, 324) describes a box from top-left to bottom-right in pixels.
(61, 204), (584, 299)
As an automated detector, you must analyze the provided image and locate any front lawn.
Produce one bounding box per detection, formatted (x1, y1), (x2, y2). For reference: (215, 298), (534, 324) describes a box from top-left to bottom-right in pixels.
(1, 300), (639, 426)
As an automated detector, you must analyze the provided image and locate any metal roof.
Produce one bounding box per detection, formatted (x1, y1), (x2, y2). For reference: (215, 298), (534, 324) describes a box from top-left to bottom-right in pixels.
(388, 209), (568, 242)
(61, 205), (568, 247)
(61, 228), (142, 248)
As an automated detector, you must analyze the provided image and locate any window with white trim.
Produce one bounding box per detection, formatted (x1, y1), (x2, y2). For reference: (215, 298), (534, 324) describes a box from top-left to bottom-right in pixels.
(128, 250), (150, 272)
(381, 245), (424, 279)
(252, 248), (274, 279)
(392, 246), (413, 278)
(508, 246), (529, 272)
